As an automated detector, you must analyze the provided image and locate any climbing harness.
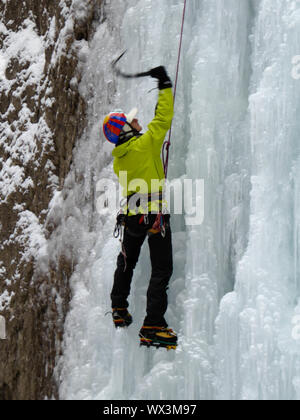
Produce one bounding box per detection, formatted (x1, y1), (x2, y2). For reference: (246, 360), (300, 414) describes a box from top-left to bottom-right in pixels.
(162, 0), (187, 178)
(114, 192), (167, 237)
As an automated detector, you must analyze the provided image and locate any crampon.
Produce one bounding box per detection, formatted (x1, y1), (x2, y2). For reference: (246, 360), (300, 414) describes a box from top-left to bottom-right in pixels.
(112, 308), (133, 328)
(139, 326), (177, 350)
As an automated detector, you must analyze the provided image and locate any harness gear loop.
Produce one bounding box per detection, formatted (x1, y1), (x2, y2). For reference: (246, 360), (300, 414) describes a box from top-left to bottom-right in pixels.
(163, 0), (187, 179)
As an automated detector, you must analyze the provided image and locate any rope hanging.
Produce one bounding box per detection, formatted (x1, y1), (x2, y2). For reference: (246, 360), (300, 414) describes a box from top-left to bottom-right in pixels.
(163, 0), (187, 179)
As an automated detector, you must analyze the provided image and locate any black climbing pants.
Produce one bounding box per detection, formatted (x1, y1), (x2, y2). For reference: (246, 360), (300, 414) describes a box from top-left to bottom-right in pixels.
(111, 215), (173, 327)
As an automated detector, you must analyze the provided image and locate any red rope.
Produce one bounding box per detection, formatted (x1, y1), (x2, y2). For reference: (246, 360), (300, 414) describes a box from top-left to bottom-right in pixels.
(163, 0), (187, 178)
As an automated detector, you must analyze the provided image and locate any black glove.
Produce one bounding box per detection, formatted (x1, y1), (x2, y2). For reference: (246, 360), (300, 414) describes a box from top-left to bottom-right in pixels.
(149, 66), (173, 90)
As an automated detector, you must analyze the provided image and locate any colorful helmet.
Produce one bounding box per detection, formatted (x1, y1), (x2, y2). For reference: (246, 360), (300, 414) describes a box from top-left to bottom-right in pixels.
(103, 108), (138, 144)
(103, 111), (127, 144)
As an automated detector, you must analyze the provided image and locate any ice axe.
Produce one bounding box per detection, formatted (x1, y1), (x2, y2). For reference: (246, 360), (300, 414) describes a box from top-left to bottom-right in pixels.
(112, 51), (152, 79)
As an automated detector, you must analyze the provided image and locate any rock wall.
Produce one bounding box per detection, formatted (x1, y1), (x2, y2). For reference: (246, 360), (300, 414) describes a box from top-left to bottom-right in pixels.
(0, 0), (102, 400)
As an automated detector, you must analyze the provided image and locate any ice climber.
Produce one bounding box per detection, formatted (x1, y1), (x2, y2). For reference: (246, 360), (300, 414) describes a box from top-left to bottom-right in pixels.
(102, 66), (177, 349)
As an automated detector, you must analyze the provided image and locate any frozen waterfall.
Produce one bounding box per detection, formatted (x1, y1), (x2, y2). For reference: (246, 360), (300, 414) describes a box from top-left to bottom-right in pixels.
(56, 0), (300, 400)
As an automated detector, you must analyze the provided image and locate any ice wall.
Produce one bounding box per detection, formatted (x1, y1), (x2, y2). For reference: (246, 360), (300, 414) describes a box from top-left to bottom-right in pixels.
(58, 0), (300, 400)
(215, 0), (300, 400)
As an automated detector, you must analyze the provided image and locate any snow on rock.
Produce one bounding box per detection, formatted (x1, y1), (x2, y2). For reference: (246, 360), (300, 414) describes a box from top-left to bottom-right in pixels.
(0, 0), (101, 400)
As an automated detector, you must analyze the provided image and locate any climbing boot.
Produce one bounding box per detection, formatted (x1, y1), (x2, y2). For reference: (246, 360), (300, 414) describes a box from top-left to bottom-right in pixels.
(139, 326), (177, 350)
(112, 308), (133, 328)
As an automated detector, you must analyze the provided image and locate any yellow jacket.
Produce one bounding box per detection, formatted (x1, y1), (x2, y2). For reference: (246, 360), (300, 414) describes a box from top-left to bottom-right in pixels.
(112, 88), (174, 207)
